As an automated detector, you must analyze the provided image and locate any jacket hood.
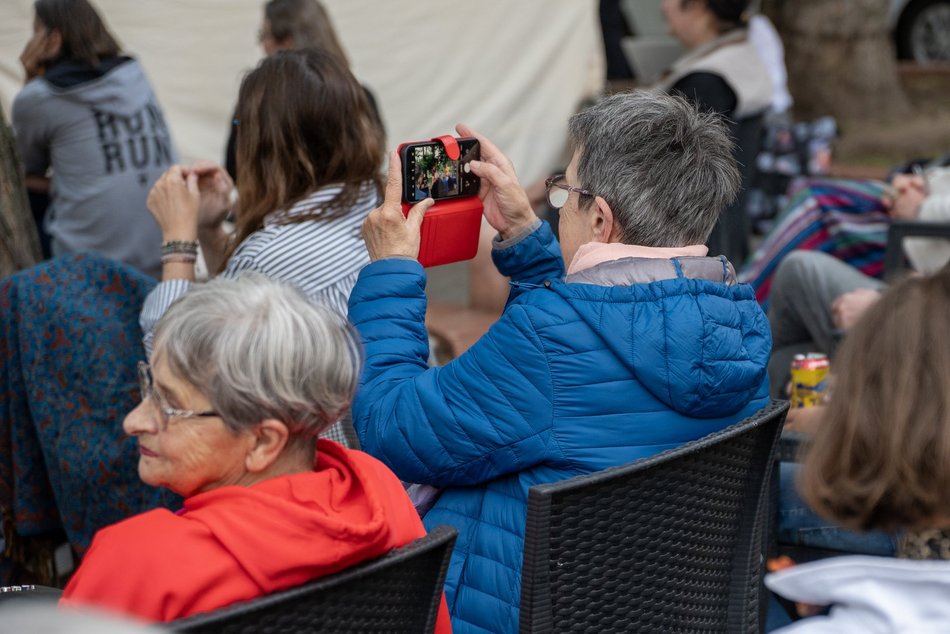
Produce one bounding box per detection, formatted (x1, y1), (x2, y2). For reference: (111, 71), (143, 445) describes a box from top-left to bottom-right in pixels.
(554, 255), (770, 418)
(765, 556), (950, 632)
(44, 57), (154, 116)
(180, 441), (394, 591)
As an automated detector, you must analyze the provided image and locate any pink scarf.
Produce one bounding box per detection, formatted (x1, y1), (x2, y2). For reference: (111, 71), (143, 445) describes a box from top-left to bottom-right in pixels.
(567, 242), (709, 275)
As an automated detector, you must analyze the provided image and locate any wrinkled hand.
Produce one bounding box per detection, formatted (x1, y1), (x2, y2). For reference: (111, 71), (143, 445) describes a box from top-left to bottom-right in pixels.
(884, 173), (927, 220)
(831, 287), (881, 330)
(455, 123), (537, 240)
(361, 152), (435, 261)
(183, 161), (234, 233)
(146, 165), (200, 241)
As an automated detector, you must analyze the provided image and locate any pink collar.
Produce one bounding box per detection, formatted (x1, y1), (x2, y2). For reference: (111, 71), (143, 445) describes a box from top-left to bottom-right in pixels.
(567, 241), (709, 275)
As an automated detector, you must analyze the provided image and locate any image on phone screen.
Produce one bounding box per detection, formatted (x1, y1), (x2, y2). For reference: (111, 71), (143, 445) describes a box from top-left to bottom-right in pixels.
(403, 138), (480, 203)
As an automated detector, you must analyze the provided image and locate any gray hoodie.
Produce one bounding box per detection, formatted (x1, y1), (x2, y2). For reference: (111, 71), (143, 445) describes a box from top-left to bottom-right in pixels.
(12, 58), (177, 277)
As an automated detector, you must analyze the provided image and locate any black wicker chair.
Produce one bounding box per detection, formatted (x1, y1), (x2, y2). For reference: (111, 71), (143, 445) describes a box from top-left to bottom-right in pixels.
(519, 399), (789, 634)
(883, 219), (950, 278)
(168, 524), (457, 634)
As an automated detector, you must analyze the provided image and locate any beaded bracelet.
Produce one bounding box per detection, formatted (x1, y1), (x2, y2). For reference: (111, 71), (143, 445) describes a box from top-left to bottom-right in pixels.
(161, 240), (199, 256)
(160, 253), (198, 265)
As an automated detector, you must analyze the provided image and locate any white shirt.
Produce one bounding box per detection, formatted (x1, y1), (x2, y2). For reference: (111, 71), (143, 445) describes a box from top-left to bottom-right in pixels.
(766, 555), (950, 633)
(139, 181), (379, 446)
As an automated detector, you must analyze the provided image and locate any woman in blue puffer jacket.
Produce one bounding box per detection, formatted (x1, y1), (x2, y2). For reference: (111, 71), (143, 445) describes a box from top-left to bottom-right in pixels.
(350, 90), (771, 633)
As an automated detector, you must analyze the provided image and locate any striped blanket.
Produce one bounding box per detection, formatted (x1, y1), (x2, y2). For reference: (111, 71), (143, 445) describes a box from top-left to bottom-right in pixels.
(739, 178), (891, 307)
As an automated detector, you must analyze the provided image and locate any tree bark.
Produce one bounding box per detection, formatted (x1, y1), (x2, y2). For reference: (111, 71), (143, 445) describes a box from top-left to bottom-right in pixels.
(0, 106), (41, 277)
(762, 0), (911, 121)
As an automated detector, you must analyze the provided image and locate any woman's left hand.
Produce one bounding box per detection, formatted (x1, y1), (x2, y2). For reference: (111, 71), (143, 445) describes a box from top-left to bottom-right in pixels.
(147, 165), (200, 242)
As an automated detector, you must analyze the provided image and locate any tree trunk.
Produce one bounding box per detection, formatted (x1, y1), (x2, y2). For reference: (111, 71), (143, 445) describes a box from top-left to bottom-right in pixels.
(0, 107), (41, 277)
(762, 0), (911, 121)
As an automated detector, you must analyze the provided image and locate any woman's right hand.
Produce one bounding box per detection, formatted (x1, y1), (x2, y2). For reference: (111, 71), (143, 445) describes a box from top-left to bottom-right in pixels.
(884, 173), (927, 220)
(456, 123), (537, 241)
(184, 161), (235, 235)
(147, 166), (200, 242)
(19, 25), (60, 82)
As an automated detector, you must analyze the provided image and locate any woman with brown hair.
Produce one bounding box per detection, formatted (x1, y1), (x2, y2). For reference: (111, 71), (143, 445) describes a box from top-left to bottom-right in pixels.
(224, 0), (384, 179)
(143, 46), (382, 430)
(0, 47), (381, 584)
(12, 0), (176, 276)
(766, 265), (950, 632)
(258, 0), (348, 59)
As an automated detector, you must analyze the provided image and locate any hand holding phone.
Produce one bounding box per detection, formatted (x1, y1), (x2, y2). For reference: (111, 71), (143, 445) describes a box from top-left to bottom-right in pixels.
(454, 123), (537, 241)
(362, 152), (435, 262)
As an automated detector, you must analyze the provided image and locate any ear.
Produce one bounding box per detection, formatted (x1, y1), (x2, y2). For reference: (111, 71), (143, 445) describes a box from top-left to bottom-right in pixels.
(245, 419), (291, 473)
(589, 195), (620, 243)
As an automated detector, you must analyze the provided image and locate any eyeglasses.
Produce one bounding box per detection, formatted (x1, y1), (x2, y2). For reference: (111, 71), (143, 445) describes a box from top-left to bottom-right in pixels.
(137, 361), (219, 429)
(544, 174), (594, 209)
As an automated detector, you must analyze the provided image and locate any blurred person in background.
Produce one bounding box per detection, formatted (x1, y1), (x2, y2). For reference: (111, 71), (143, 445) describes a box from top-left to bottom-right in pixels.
(767, 265), (950, 632)
(224, 0), (384, 180)
(12, 0), (176, 276)
(658, 0), (773, 267)
(765, 167), (950, 396)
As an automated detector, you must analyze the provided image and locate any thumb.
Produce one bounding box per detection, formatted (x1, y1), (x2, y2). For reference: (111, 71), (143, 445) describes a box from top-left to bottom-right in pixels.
(406, 198), (434, 231)
(468, 159), (507, 185)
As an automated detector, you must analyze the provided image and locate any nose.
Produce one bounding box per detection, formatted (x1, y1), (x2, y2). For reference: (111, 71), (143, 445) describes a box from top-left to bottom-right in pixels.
(123, 400), (159, 436)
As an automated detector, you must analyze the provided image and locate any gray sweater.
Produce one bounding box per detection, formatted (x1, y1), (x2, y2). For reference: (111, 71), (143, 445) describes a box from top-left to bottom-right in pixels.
(12, 58), (177, 277)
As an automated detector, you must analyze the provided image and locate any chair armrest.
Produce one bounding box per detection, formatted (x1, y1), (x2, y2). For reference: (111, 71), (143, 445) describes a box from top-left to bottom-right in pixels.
(884, 220), (950, 278)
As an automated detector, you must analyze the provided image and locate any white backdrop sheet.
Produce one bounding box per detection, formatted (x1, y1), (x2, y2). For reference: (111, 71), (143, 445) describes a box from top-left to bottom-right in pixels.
(0, 0), (605, 184)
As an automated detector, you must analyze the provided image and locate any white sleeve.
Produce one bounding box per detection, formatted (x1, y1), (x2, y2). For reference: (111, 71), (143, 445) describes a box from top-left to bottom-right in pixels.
(140, 279), (193, 357)
(904, 192), (950, 274)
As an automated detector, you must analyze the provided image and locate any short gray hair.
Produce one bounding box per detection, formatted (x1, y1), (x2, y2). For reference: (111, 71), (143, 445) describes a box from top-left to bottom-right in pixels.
(152, 273), (361, 443)
(568, 90), (740, 247)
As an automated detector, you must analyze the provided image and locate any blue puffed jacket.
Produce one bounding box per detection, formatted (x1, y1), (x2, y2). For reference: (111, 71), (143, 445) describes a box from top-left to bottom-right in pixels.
(348, 221), (771, 634)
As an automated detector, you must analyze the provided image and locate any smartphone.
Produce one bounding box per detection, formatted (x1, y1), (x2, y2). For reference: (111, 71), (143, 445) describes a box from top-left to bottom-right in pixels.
(401, 138), (480, 203)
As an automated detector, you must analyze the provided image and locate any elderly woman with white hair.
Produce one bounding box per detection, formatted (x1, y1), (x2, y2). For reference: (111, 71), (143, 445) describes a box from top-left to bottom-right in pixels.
(57, 274), (449, 631)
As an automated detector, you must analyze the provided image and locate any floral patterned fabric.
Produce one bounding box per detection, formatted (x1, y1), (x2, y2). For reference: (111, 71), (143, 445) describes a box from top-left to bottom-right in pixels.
(0, 253), (180, 572)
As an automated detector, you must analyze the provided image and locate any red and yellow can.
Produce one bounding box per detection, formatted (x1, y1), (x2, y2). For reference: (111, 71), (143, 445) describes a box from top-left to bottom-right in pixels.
(790, 353), (829, 408)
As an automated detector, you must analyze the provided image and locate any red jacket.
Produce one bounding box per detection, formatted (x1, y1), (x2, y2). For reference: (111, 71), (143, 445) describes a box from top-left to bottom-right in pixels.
(61, 440), (450, 632)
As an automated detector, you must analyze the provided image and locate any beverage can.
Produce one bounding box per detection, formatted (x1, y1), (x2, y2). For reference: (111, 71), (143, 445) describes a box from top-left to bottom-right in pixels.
(790, 353), (829, 408)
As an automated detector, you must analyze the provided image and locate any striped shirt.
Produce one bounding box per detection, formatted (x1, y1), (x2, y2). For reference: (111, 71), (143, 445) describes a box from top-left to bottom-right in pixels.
(139, 181), (379, 446)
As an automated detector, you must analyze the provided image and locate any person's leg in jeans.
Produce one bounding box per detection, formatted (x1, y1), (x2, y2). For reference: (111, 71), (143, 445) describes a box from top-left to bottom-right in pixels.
(767, 251), (886, 396)
(777, 463), (897, 555)
(766, 462), (898, 632)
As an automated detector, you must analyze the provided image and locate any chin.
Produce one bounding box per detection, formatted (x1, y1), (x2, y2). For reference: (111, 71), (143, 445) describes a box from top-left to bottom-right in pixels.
(137, 464), (161, 488)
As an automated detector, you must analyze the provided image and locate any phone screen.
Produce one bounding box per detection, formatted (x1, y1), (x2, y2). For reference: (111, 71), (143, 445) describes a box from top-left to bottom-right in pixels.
(403, 138), (480, 203)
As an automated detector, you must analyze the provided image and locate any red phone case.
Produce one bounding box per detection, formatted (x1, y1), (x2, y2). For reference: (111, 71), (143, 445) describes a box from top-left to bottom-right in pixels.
(399, 135), (483, 268)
